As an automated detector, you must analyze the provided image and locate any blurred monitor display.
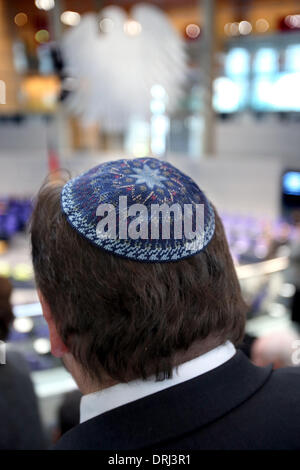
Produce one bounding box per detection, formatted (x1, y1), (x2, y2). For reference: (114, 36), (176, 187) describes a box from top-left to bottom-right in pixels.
(282, 171), (300, 196)
(253, 48), (278, 74)
(251, 73), (300, 111)
(225, 48), (250, 77)
(285, 45), (300, 72)
(213, 77), (248, 112)
(271, 73), (300, 111)
(281, 170), (300, 220)
(219, 45), (300, 112)
(251, 77), (275, 111)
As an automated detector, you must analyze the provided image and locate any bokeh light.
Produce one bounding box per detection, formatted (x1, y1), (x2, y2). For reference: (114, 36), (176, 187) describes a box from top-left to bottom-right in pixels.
(225, 21), (255, 36)
(239, 21), (252, 35)
(35, 0), (55, 11)
(61, 11), (81, 27)
(151, 84), (167, 100)
(285, 15), (300, 29)
(14, 13), (28, 27)
(99, 17), (114, 33)
(256, 18), (270, 33)
(124, 20), (142, 36)
(13, 317), (34, 334)
(224, 23), (232, 36)
(230, 22), (240, 36)
(35, 29), (50, 44)
(185, 23), (201, 39)
(33, 338), (51, 355)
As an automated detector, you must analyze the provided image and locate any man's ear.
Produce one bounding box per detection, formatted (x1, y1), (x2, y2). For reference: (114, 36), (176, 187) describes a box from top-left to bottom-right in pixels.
(38, 290), (69, 358)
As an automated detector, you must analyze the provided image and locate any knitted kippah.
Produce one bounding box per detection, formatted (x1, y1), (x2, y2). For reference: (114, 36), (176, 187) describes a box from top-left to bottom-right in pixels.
(61, 157), (215, 262)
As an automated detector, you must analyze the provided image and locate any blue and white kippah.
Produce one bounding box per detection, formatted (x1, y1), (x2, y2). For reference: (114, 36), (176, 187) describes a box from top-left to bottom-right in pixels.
(61, 157), (215, 262)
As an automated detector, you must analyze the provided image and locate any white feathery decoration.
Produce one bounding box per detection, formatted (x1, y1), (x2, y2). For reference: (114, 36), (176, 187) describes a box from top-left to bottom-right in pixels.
(61, 4), (187, 131)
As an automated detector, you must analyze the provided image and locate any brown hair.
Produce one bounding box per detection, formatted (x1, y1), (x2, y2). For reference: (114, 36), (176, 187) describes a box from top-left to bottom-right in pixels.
(0, 276), (13, 341)
(30, 177), (246, 383)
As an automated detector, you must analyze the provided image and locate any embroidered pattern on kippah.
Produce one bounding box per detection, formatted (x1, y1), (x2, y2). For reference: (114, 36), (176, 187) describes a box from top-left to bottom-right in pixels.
(61, 157), (215, 262)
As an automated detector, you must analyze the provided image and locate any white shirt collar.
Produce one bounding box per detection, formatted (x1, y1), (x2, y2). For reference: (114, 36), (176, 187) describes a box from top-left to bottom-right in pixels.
(80, 341), (236, 424)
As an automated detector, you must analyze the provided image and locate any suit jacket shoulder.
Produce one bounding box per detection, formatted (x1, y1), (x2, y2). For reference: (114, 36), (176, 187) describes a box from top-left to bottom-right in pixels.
(54, 352), (300, 450)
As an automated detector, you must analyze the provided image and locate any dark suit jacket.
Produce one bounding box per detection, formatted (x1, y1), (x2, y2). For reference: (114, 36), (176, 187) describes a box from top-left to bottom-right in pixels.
(54, 351), (300, 450)
(0, 350), (46, 449)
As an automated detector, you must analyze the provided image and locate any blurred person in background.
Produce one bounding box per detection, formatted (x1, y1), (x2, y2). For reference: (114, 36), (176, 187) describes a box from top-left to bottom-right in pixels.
(31, 158), (300, 450)
(0, 276), (46, 450)
(251, 330), (300, 369)
(285, 223), (300, 330)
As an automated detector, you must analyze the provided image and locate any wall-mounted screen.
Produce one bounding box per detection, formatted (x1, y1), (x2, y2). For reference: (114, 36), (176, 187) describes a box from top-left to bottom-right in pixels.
(282, 171), (300, 196)
(225, 48), (250, 77)
(253, 48), (278, 74)
(213, 77), (248, 112)
(272, 73), (300, 111)
(286, 45), (300, 73)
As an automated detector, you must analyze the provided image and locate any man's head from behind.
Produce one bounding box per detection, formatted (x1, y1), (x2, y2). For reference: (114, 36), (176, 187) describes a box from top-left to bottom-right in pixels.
(31, 158), (246, 391)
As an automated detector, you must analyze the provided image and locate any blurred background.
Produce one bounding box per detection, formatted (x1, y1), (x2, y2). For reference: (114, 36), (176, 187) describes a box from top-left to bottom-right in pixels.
(1, 0), (300, 446)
